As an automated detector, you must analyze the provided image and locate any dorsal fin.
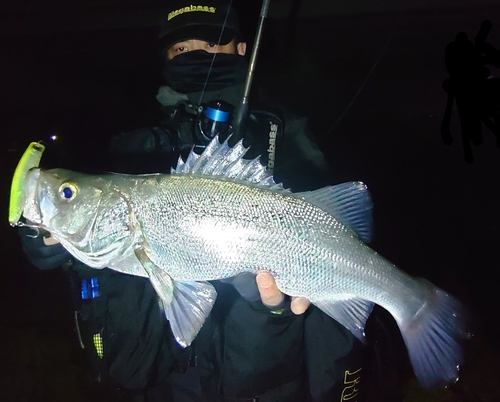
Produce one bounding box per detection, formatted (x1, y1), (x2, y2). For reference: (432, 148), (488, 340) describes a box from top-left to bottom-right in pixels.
(171, 136), (373, 243)
(171, 135), (284, 189)
(296, 182), (373, 244)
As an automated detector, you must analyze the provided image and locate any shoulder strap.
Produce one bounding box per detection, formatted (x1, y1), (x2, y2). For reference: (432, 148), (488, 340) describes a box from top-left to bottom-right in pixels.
(245, 108), (285, 174)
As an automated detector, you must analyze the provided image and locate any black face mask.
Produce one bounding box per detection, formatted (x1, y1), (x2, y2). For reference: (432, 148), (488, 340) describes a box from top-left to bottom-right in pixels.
(163, 50), (248, 94)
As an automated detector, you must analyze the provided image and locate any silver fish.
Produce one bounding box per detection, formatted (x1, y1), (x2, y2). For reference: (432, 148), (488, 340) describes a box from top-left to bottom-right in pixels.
(10, 137), (469, 388)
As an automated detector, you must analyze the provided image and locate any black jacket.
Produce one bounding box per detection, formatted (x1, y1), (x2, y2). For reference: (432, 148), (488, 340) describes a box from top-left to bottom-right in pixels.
(19, 92), (367, 401)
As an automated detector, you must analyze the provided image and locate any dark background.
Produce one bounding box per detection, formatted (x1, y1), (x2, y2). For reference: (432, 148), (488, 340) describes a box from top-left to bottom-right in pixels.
(1, 0), (499, 400)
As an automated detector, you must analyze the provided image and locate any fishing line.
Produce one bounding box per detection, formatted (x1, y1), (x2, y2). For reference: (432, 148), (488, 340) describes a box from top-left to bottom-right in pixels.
(324, 3), (404, 136)
(196, 0), (235, 107)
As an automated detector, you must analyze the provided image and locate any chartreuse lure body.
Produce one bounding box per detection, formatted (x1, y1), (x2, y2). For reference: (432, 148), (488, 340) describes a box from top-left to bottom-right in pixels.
(9, 142), (45, 225)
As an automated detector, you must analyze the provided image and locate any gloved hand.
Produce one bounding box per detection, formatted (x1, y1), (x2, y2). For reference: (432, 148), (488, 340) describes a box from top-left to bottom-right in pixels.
(17, 224), (70, 270)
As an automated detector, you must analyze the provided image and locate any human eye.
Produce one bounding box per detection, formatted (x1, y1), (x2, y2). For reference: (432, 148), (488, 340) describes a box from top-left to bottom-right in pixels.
(205, 42), (221, 53)
(169, 42), (190, 56)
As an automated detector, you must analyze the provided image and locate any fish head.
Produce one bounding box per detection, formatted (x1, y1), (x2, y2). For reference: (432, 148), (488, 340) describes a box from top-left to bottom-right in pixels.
(23, 168), (100, 230)
(22, 168), (133, 265)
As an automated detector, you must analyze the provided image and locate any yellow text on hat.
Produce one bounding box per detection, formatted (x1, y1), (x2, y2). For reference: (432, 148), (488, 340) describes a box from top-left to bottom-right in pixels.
(168, 5), (216, 21)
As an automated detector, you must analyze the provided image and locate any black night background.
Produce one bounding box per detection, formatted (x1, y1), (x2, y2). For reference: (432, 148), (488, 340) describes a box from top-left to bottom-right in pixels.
(1, 0), (499, 400)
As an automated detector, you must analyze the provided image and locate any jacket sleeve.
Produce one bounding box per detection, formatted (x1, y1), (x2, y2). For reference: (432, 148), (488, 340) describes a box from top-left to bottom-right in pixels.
(305, 307), (364, 402)
(197, 281), (307, 401)
(17, 225), (72, 270)
(107, 125), (180, 174)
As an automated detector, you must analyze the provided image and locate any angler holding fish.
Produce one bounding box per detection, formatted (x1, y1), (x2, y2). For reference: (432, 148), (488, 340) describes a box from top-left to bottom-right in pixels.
(11, 1), (470, 401)
(13, 1), (367, 401)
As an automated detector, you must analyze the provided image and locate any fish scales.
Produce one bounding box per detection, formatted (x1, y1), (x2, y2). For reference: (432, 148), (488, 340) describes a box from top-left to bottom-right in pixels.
(132, 174), (334, 281)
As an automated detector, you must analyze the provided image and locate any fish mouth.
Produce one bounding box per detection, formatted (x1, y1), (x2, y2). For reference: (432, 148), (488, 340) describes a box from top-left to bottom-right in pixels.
(9, 142), (45, 226)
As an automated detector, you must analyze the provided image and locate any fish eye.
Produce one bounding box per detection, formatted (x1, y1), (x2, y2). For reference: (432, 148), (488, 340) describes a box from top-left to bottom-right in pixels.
(58, 182), (78, 201)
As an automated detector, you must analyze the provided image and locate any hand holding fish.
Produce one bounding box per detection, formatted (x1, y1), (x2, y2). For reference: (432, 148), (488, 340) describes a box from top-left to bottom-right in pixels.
(256, 272), (310, 314)
(23, 220), (60, 246)
(43, 233), (60, 246)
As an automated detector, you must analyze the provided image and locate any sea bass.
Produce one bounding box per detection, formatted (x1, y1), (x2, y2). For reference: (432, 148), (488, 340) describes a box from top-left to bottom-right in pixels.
(9, 138), (469, 388)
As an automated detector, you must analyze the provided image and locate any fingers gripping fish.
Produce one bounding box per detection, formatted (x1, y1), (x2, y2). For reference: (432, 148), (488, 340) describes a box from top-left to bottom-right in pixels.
(9, 136), (470, 388)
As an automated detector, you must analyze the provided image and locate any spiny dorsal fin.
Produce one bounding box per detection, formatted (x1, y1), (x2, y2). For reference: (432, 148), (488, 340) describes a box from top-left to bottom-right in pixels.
(171, 135), (284, 189)
(171, 137), (373, 243)
(295, 182), (373, 243)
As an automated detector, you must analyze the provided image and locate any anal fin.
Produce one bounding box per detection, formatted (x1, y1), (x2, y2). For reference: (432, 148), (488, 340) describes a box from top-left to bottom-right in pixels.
(315, 297), (374, 342)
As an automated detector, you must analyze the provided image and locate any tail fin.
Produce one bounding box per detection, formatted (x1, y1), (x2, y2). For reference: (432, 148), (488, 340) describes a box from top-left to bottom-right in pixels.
(400, 279), (471, 388)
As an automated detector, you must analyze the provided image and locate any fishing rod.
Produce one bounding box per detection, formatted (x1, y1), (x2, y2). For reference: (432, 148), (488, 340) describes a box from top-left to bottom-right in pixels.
(192, 0), (270, 148)
(232, 0), (271, 142)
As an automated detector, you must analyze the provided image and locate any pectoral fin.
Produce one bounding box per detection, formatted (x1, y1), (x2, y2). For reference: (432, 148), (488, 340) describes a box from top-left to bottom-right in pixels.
(134, 246), (175, 304)
(315, 298), (374, 342)
(134, 246), (216, 347)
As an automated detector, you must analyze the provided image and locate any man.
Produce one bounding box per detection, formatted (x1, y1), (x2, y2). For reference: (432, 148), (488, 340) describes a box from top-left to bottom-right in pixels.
(19, 1), (366, 401)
